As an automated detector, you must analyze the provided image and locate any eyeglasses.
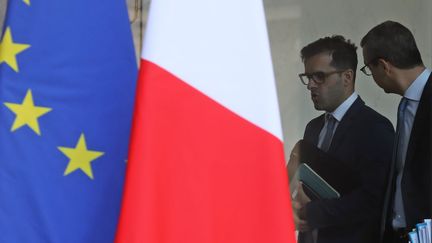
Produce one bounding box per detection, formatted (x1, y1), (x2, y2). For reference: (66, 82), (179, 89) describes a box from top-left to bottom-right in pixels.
(360, 57), (380, 76)
(298, 70), (346, 85)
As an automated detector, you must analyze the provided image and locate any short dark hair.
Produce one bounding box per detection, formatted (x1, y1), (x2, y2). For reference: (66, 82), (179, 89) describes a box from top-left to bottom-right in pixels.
(300, 35), (358, 80)
(360, 21), (423, 69)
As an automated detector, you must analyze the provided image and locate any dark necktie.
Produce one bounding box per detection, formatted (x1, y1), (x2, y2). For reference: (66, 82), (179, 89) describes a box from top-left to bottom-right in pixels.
(395, 97), (408, 171)
(321, 114), (336, 152)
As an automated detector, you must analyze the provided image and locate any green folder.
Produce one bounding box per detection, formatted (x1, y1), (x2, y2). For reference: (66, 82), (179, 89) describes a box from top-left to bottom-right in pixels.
(290, 163), (340, 200)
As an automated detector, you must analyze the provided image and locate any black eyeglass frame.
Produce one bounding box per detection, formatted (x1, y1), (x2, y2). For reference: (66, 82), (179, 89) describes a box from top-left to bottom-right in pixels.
(360, 57), (381, 76)
(298, 70), (346, 85)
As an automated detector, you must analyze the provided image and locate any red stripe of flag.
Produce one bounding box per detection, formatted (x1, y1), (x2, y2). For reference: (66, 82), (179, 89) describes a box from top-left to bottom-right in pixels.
(115, 60), (295, 243)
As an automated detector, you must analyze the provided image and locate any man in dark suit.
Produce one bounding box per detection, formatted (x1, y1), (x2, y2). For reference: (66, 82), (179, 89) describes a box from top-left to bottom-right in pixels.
(360, 20), (432, 243)
(289, 35), (394, 243)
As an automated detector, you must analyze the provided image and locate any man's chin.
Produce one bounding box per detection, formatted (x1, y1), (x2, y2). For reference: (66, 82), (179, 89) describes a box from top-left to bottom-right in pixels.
(313, 103), (324, 111)
(377, 83), (392, 94)
(383, 87), (395, 94)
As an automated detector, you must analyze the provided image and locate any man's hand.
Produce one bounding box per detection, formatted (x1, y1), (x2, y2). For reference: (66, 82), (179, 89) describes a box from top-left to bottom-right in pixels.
(292, 200), (310, 232)
(296, 182), (311, 205)
(292, 183), (312, 232)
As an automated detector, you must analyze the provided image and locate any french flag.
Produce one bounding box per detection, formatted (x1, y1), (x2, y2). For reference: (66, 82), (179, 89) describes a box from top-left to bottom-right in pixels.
(115, 0), (296, 242)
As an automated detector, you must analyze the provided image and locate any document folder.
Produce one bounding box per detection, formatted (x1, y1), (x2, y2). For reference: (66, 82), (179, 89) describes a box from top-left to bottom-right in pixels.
(290, 163), (340, 200)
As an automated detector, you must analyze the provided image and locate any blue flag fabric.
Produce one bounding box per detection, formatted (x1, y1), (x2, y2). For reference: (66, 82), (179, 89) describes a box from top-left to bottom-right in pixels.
(0, 0), (137, 242)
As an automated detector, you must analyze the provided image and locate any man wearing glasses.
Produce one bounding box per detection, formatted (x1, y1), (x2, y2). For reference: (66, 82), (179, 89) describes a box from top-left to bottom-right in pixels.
(360, 21), (431, 243)
(289, 35), (394, 243)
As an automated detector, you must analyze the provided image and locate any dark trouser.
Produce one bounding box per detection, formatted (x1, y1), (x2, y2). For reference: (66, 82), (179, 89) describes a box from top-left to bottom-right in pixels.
(383, 228), (409, 243)
(298, 231), (315, 243)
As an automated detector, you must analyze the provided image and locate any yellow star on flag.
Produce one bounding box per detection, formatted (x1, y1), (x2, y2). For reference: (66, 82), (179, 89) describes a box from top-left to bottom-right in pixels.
(23, 0), (31, 6)
(0, 27), (31, 72)
(4, 89), (52, 135)
(58, 134), (104, 179)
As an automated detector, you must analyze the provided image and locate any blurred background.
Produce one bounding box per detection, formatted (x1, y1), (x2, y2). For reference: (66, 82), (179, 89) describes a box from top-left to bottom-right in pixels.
(1, 0), (431, 156)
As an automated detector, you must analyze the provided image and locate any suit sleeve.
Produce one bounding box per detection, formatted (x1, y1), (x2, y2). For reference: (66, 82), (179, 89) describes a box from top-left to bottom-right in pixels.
(300, 120), (394, 229)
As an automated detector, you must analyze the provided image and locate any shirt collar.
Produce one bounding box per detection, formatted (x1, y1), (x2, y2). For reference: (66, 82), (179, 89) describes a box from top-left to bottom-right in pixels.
(327, 92), (358, 122)
(404, 68), (431, 101)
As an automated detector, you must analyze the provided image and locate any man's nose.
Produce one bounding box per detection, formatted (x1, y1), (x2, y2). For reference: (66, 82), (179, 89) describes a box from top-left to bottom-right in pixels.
(307, 79), (317, 90)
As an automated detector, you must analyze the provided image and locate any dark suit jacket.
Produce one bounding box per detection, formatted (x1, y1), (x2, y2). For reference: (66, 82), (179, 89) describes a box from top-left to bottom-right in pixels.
(297, 97), (394, 243)
(382, 74), (432, 242)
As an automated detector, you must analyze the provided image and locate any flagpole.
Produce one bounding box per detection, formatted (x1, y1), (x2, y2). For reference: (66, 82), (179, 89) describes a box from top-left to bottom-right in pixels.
(0, 0), (7, 34)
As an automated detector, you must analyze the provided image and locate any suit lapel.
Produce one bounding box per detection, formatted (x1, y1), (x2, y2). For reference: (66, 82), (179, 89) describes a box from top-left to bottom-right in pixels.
(303, 114), (325, 146)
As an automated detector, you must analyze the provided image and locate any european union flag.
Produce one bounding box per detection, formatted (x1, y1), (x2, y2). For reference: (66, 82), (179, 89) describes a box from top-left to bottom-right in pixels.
(0, 0), (137, 242)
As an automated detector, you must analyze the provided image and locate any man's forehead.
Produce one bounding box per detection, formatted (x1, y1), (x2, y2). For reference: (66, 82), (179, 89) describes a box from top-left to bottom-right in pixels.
(305, 52), (334, 69)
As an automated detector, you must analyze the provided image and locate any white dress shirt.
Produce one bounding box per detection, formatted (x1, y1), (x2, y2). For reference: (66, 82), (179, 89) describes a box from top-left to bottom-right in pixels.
(392, 68), (431, 228)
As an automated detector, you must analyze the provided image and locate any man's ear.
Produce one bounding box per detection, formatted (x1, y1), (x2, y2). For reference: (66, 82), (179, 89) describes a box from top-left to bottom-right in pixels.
(378, 58), (392, 75)
(342, 69), (354, 86)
